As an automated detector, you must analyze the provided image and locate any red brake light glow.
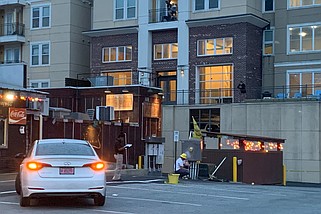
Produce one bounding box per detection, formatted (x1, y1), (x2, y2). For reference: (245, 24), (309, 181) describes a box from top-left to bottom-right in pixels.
(83, 162), (106, 171)
(26, 162), (52, 170)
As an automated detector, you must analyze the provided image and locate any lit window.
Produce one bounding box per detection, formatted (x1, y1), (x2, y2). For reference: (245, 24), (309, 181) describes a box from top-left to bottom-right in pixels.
(115, 0), (136, 20)
(288, 24), (321, 53)
(288, 71), (321, 97)
(197, 37), (233, 56)
(154, 43), (178, 60)
(32, 5), (50, 29)
(31, 42), (50, 66)
(263, 0), (274, 12)
(102, 46), (132, 63)
(263, 29), (274, 55)
(102, 71), (132, 86)
(198, 65), (233, 104)
(194, 0), (219, 11)
(289, 0), (321, 8)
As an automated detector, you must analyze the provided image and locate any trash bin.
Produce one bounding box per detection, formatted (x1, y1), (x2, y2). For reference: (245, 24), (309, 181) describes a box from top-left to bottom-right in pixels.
(167, 173), (180, 184)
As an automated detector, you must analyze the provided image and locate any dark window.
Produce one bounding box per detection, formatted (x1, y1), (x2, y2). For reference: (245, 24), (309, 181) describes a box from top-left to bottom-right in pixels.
(264, 0), (274, 11)
(36, 143), (95, 156)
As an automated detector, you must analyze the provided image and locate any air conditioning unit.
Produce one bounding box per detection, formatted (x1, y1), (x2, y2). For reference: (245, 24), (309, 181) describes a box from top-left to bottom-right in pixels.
(95, 106), (114, 121)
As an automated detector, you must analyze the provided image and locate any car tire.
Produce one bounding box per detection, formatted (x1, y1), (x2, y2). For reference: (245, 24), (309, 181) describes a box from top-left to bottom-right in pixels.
(15, 173), (21, 195)
(94, 195), (105, 206)
(20, 194), (30, 207)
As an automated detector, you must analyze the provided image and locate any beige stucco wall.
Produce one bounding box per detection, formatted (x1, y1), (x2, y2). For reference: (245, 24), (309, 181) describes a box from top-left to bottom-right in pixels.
(23, 0), (91, 87)
(92, 0), (137, 30)
(189, 0), (262, 20)
(162, 101), (321, 183)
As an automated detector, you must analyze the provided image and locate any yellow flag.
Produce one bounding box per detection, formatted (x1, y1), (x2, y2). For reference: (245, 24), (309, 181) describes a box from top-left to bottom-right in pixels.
(192, 116), (202, 139)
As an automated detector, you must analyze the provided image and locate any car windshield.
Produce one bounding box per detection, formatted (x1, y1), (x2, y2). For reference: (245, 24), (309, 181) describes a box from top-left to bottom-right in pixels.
(35, 143), (95, 156)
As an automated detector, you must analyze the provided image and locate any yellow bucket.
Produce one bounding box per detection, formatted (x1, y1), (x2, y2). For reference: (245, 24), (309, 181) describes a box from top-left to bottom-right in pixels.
(167, 173), (180, 184)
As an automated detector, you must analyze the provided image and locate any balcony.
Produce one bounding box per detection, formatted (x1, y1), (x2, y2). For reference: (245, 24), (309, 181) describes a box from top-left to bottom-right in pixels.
(161, 85), (321, 105)
(0, 0), (26, 6)
(149, 8), (178, 23)
(0, 62), (26, 88)
(0, 22), (25, 43)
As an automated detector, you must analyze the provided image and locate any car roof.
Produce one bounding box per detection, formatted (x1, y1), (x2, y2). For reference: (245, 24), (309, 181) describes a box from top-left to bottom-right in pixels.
(37, 139), (89, 145)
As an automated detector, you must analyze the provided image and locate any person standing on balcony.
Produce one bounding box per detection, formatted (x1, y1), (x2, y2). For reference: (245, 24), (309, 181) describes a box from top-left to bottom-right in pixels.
(237, 81), (246, 100)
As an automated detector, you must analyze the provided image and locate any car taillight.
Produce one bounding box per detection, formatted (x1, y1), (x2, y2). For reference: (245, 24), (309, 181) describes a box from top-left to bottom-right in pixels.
(26, 162), (52, 170)
(83, 162), (106, 171)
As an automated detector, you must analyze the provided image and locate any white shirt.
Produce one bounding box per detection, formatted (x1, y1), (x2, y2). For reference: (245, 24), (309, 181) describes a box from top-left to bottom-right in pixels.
(175, 158), (184, 171)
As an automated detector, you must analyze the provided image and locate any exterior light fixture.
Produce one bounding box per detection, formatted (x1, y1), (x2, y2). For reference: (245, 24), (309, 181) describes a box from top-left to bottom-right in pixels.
(104, 90), (112, 94)
(122, 88), (129, 93)
(180, 68), (184, 76)
(5, 93), (15, 101)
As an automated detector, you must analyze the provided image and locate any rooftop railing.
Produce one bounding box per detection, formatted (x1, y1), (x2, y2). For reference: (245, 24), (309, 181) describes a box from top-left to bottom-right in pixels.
(161, 85), (321, 105)
(149, 8), (178, 23)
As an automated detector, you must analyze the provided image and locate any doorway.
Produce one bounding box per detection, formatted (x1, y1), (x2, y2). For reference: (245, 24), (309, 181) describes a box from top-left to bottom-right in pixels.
(157, 71), (177, 104)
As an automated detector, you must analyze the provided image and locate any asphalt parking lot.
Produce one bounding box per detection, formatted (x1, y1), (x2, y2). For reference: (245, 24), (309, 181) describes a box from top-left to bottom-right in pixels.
(1, 177), (321, 214)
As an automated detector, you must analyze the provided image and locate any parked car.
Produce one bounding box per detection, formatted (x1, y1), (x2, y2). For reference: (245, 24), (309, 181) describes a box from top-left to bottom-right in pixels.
(15, 138), (106, 207)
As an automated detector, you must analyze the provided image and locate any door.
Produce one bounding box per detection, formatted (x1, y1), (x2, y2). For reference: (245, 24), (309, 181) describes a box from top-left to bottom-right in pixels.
(5, 47), (20, 63)
(158, 71), (177, 104)
(5, 12), (14, 35)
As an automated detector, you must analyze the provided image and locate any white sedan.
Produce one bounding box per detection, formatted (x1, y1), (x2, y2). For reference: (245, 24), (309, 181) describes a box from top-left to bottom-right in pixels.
(15, 138), (106, 207)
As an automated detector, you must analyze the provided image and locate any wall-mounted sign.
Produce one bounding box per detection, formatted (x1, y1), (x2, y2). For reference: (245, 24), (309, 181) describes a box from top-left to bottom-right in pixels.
(9, 108), (26, 125)
(106, 94), (133, 111)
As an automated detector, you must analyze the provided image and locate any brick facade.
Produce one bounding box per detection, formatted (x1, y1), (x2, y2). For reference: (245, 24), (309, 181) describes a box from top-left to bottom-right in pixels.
(152, 30), (178, 72)
(189, 23), (263, 102)
(90, 33), (139, 84)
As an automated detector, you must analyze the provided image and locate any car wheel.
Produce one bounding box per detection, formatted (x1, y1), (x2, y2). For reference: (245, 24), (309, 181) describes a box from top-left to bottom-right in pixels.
(94, 195), (105, 206)
(15, 173), (21, 195)
(20, 194), (30, 207)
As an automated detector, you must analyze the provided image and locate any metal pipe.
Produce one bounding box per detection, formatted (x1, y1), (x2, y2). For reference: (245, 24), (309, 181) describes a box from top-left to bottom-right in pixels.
(39, 114), (43, 139)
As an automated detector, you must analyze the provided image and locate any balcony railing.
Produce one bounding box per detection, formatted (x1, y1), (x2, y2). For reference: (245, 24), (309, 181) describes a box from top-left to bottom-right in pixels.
(161, 85), (321, 105)
(0, 22), (25, 36)
(149, 8), (178, 23)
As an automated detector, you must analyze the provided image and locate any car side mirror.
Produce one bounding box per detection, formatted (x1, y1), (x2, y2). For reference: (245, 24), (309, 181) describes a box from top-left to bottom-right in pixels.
(15, 153), (26, 158)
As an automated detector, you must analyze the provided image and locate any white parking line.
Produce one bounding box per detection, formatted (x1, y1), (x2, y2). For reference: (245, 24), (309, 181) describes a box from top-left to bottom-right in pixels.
(0, 201), (19, 205)
(0, 180), (14, 183)
(90, 209), (136, 214)
(109, 196), (202, 207)
(0, 191), (16, 195)
(106, 179), (164, 184)
(109, 186), (249, 201)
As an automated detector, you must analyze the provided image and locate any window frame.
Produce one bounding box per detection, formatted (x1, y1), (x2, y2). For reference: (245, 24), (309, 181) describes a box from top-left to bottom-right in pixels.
(195, 63), (234, 104)
(287, 0), (321, 9)
(101, 70), (132, 86)
(0, 119), (8, 149)
(287, 23), (321, 54)
(287, 68), (321, 96)
(262, 0), (275, 13)
(197, 37), (233, 57)
(193, 0), (220, 12)
(102, 46), (132, 63)
(153, 43), (178, 60)
(30, 42), (50, 66)
(263, 29), (275, 56)
(114, 0), (137, 21)
(4, 46), (20, 63)
(29, 79), (50, 88)
(31, 4), (51, 29)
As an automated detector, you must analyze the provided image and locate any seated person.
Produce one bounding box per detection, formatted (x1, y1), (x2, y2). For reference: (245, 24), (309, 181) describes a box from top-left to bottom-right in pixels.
(175, 153), (190, 178)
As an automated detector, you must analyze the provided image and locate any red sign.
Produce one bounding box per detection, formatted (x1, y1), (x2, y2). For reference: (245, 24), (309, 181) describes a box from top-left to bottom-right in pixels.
(9, 108), (26, 125)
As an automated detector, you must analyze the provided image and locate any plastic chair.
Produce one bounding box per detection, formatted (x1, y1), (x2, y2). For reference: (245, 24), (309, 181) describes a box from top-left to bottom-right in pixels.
(276, 93), (286, 99)
(293, 92), (302, 98)
(315, 90), (321, 99)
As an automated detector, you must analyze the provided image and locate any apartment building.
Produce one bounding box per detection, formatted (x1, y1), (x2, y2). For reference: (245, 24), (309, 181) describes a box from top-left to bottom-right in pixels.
(82, 0), (321, 183)
(0, 0), (92, 89)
